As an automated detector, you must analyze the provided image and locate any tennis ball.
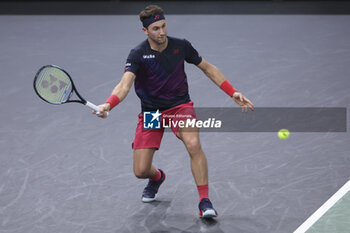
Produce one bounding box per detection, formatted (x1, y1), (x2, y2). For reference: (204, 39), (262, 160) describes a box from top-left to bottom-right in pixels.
(278, 129), (290, 139)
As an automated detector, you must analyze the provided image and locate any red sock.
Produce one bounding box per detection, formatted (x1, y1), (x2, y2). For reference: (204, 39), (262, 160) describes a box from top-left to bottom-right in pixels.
(150, 168), (161, 181)
(197, 184), (209, 202)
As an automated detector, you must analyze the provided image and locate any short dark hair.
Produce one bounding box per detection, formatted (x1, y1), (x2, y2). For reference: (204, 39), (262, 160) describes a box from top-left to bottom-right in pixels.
(139, 5), (164, 22)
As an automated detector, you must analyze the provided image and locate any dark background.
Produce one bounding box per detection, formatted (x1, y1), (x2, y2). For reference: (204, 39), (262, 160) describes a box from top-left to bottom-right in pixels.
(1, 0), (350, 14)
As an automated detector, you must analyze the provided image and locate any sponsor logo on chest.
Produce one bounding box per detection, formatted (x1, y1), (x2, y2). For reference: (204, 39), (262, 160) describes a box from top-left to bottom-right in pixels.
(143, 54), (155, 59)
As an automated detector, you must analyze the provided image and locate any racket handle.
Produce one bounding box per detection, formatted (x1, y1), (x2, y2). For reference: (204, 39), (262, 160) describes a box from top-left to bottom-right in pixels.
(85, 101), (109, 116)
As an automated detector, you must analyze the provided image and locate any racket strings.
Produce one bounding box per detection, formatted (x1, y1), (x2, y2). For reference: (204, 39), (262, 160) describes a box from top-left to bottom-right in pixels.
(35, 67), (72, 104)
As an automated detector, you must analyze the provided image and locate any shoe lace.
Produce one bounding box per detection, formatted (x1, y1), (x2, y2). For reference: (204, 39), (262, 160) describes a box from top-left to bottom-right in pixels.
(144, 180), (158, 193)
(200, 199), (213, 209)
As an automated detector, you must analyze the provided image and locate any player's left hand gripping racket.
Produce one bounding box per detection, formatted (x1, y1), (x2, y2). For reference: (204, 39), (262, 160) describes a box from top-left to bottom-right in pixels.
(33, 65), (103, 114)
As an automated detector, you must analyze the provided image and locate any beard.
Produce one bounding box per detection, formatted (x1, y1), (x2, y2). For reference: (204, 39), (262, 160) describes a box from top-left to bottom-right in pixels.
(151, 35), (167, 45)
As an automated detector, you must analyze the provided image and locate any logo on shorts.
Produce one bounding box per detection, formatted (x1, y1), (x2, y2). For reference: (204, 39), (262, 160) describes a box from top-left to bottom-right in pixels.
(143, 110), (161, 129)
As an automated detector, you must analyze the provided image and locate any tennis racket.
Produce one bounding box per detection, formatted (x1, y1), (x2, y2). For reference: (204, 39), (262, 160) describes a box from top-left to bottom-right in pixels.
(33, 65), (103, 114)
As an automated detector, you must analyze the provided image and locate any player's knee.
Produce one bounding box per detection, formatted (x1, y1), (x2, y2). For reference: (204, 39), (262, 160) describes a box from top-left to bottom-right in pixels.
(185, 138), (202, 154)
(134, 168), (149, 179)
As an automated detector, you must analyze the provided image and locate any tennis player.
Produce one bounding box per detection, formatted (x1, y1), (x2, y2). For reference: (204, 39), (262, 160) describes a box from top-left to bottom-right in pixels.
(95, 5), (254, 218)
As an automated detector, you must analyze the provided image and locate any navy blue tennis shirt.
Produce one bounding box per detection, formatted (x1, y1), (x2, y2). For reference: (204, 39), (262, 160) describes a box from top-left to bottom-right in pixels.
(124, 36), (202, 112)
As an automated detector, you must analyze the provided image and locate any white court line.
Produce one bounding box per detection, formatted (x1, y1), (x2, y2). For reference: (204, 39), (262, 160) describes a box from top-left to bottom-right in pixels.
(294, 180), (350, 233)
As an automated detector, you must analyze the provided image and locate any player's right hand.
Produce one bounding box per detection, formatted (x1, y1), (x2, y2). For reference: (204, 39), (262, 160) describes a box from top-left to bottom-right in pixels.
(93, 103), (110, 118)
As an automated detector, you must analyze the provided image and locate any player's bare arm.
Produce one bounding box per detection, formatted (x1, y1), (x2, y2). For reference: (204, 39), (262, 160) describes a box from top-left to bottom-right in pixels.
(197, 58), (254, 112)
(95, 71), (136, 118)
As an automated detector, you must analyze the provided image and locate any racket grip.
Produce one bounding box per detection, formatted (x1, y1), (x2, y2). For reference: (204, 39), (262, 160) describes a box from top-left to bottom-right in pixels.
(85, 101), (109, 116)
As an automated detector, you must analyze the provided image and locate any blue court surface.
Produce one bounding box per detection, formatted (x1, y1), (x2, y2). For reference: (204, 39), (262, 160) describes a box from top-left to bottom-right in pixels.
(0, 15), (350, 233)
